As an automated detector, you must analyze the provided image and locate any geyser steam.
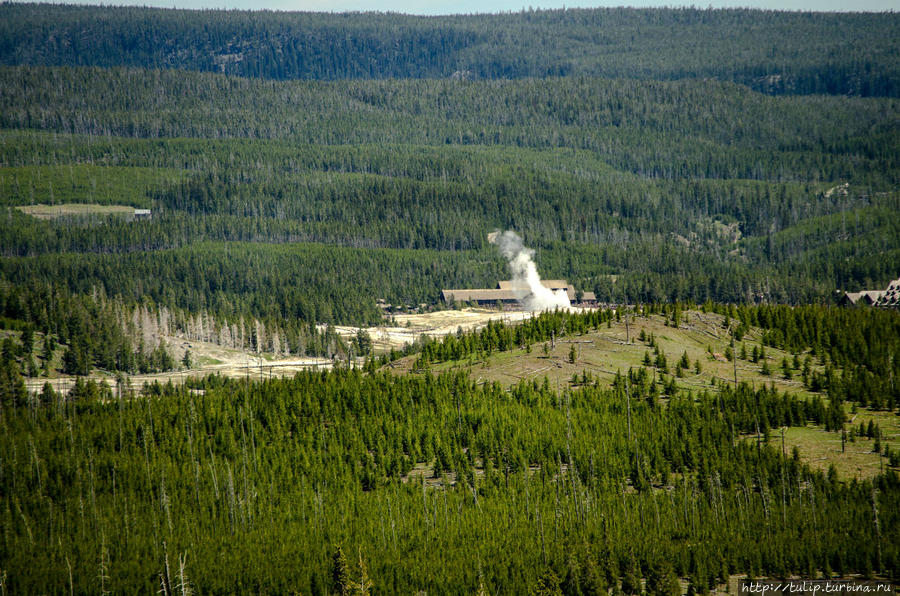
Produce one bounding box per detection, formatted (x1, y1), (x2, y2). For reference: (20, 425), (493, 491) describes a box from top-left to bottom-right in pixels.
(489, 230), (571, 312)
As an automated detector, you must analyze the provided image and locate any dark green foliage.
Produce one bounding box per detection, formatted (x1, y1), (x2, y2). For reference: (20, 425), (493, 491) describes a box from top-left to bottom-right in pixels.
(782, 357), (793, 380)
(646, 558), (681, 596)
(0, 352), (896, 593)
(533, 568), (563, 596)
(0, 350), (26, 410)
(1, 66), (899, 319)
(621, 552), (643, 595)
(416, 309), (610, 366)
(353, 330), (373, 357)
(332, 545), (351, 595)
(1, 5), (898, 97)
(0, 7), (897, 591)
(717, 303), (900, 411)
(0, 281), (175, 375)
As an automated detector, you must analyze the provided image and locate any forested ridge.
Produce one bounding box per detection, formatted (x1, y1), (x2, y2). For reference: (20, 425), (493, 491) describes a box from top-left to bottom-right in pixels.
(2, 347), (899, 592)
(2, 293), (900, 592)
(1, 66), (899, 330)
(1, 4), (899, 97)
(1, 8), (900, 590)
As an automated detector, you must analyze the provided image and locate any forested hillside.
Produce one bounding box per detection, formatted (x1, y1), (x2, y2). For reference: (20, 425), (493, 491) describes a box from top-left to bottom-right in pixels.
(2, 365), (899, 592)
(1, 5), (900, 591)
(1, 66), (898, 328)
(1, 4), (899, 96)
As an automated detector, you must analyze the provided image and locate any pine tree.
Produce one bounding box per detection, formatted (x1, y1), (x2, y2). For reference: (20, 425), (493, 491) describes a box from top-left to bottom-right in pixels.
(331, 545), (350, 596)
(646, 558), (680, 596)
(532, 568), (563, 596)
(621, 553), (642, 595)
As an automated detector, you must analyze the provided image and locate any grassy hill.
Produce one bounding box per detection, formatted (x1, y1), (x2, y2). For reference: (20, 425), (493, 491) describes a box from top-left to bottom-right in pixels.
(389, 307), (900, 481)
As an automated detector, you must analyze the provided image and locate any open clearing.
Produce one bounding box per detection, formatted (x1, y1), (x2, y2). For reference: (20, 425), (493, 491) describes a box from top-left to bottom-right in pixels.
(331, 307), (554, 352)
(390, 309), (821, 396)
(24, 334), (334, 395)
(24, 307), (531, 393)
(15, 203), (138, 219)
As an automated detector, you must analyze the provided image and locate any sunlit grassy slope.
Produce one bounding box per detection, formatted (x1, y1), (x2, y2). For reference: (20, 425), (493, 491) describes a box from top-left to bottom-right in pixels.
(390, 308), (900, 479)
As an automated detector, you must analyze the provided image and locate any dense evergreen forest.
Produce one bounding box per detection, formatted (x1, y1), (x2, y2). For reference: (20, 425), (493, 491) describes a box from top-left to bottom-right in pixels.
(1, 5), (899, 591)
(1, 4), (899, 97)
(1, 66), (898, 337)
(2, 303), (900, 592)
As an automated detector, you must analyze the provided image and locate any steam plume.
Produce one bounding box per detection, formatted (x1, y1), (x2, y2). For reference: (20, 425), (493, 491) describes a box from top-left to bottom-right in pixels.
(489, 231), (571, 311)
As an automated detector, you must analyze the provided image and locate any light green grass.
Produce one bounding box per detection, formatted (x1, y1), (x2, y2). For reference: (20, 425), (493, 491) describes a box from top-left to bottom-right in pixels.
(395, 310), (824, 399)
(15, 203), (138, 219)
(777, 421), (898, 480)
(392, 309), (900, 480)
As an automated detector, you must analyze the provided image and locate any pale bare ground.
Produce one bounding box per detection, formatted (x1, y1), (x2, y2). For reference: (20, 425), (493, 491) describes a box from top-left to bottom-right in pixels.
(332, 306), (594, 351)
(25, 334), (335, 394)
(25, 307), (589, 393)
(15, 203), (136, 219)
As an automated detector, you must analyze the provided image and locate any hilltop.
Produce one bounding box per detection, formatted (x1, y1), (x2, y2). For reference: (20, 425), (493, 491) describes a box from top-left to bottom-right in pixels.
(1, 4), (899, 96)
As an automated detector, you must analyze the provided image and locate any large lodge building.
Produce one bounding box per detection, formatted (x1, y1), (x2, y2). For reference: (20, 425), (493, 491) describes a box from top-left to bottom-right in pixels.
(840, 277), (900, 308)
(441, 280), (597, 308)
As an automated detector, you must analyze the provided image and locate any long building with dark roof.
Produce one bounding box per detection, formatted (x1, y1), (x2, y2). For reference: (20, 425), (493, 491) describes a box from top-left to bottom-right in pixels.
(840, 277), (900, 308)
(441, 280), (596, 307)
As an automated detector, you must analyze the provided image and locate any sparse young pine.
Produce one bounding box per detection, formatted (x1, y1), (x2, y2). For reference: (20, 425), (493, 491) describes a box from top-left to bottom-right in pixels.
(332, 545), (350, 595)
(532, 568), (563, 596)
(0, 16), (897, 591)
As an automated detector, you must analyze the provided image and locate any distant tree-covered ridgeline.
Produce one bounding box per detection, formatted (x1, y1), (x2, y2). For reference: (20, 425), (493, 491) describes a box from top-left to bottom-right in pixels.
(2, 66), (899, 315)
(1, 4), (898, 97)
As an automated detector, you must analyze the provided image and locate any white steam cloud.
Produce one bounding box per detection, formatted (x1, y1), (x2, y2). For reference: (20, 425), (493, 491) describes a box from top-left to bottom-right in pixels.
(489, 230), (571, 312)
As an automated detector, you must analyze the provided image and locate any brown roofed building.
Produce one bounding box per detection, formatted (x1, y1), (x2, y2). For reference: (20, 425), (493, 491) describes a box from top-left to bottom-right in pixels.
(441, 289), (519, 304)
(840, 277), (900, 308)
(443, 280), (596, 307)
